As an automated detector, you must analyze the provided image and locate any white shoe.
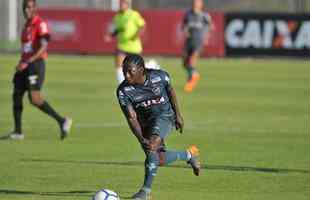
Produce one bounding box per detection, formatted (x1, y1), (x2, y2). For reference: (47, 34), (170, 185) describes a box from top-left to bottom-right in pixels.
(60, 117), (72, 140)
(9, 132), (24, 140)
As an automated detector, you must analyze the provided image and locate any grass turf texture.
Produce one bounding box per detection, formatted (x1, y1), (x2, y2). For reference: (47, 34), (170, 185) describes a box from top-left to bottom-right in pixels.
(0, 54), (310, 200)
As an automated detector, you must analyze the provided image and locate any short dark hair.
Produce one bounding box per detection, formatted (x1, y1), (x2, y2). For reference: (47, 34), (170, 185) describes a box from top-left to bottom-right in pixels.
(23, 0), (36, 11)
(122, 54), (145, 72)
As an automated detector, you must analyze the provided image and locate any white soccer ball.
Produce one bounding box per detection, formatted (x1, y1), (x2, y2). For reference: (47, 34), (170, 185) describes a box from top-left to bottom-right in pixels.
(92, 189), (120, 200)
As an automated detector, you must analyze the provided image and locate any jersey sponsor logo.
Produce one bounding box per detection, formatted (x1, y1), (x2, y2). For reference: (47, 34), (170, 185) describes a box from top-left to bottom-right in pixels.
(133, 95), (144, 101)
(152, 87), (161, 96)
(28, 75), (38, 85)
(22, 42), (33, 53)
(137, 96), (165, 108)
(151, 76), (161, 84)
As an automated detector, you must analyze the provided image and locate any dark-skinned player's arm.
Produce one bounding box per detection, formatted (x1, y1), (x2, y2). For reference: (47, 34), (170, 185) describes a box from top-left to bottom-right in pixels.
(167, 84), (184, 134)
(120, 103), (150, 149)
(17, 36), (49, 71)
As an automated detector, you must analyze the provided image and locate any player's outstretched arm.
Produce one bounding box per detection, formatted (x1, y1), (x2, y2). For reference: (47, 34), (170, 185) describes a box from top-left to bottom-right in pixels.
(167, 86), (184, 133)
(123, 104), (149, 148)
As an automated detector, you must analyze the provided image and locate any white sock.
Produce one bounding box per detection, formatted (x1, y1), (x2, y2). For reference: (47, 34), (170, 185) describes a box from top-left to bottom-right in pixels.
(186, 150), (192, 161)
(141, 187), (151, 194)
(116, 68), (124, 83)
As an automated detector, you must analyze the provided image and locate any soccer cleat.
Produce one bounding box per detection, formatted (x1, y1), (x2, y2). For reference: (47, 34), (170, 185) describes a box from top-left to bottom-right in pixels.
(187, 145), (201, 176)
(132, 189), (151, 200)
(184, 72), (200, 92)
(60, 117), (72, 140)
(9, 132), (24, 140)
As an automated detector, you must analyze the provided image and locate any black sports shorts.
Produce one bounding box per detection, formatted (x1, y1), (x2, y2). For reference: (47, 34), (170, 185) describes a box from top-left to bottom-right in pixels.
(13, 59), (46, 91)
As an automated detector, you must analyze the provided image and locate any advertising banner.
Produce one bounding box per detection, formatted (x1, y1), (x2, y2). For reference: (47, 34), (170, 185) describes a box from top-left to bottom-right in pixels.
(225, 13), (310, 56)
(38, 9), (225, 57)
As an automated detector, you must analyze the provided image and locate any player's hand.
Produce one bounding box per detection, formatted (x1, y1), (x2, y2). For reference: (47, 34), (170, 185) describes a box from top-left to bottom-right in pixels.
(175, 114), (184, 134)
(16, 61), (29, 72)
(104, 34), (112, 42)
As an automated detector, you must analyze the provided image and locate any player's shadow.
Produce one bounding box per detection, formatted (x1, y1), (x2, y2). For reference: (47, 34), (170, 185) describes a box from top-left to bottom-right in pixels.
(0, 134), (10, 140)
(0, 189), (131, 199)
(0, 189), (93, 197)
(0, 189), (134, 199)
(22, 158), (310, 174)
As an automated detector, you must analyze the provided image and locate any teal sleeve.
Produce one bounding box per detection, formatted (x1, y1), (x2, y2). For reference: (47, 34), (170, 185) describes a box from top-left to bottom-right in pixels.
(161, 70), (171, 89)
(117, 89), (132, 115)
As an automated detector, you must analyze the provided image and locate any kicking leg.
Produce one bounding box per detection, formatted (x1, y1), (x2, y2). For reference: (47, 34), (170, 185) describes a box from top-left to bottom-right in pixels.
(159, 145), (201, 176)
(29, 91), (71, 139)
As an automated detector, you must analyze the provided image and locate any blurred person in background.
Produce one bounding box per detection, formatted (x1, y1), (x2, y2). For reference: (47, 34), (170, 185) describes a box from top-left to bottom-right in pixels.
(104, 0), (145, 83)
(181, 0), (214, 92)
(8, 0), (72, 140)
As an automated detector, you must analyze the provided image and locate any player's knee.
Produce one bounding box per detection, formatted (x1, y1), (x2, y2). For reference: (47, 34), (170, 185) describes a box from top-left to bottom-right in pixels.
(149, 135), (162, 152)
(158, 151), (165, 166)
(29, 94), (43, 107)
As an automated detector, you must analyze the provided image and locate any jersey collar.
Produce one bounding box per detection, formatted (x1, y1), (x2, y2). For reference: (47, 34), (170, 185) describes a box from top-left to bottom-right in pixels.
(27, 15), (40, 25)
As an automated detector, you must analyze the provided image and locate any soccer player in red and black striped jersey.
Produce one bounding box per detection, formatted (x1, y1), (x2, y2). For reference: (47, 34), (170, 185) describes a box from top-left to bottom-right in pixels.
(8, 0), (72, 140)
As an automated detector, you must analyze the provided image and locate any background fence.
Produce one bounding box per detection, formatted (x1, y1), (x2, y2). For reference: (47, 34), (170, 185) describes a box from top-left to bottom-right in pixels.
(1, 0), (310, 54)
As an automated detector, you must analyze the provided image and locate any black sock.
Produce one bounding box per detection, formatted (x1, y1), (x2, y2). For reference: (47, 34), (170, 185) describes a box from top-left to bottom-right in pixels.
(13, 91), (24, 134)
(38, 101), (65, 124)
(13, 104), (23, 134)
(186, 65), (195, 80)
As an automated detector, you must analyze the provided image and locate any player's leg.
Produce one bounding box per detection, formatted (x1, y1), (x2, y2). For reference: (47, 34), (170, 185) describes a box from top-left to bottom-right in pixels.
(9, 71), (27, 139)
(133, 135), (161, 200)
(154, 117), (201, 175)
(182, 42), (196, 81)
(183, 40), (201, 92)
(161, 145), (201, 176)
(115, 50), (127, 83)
(27, 59), (72, 139)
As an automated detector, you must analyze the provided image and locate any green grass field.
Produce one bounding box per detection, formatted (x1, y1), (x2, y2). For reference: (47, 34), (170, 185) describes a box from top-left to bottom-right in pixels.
(0, 54), (310, 200)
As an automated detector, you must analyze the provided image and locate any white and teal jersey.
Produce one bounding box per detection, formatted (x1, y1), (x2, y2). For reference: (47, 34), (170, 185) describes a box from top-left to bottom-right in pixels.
(117, 69), (175, 124)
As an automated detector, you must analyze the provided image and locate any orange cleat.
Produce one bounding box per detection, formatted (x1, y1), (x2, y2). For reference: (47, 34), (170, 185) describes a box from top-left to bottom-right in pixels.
(187, 145), (201, 176)
(184, 72), (200, 92)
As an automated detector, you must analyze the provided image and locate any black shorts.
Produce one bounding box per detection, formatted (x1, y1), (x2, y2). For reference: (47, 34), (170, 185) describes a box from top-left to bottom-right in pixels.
(13, 59), (45, 91)
(184, 38), (204, 56)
